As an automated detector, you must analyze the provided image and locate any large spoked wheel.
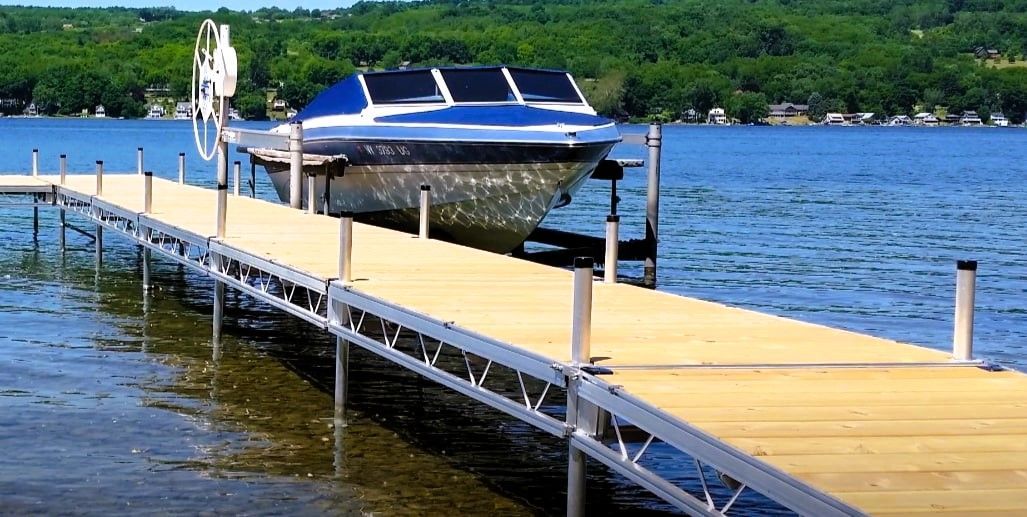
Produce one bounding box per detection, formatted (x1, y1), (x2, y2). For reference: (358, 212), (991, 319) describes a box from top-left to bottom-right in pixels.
(191, 19), (237, 161)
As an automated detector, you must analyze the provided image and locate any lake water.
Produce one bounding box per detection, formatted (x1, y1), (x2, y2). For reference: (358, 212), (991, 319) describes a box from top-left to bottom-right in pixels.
(0, 119), (1024, 515)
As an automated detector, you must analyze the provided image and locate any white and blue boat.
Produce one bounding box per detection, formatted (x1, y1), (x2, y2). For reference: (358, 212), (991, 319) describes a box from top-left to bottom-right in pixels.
(247, 66), (620, 253)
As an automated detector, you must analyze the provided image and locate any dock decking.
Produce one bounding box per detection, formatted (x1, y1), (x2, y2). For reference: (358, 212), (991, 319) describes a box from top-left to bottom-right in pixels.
(3, 172), (1026, 515)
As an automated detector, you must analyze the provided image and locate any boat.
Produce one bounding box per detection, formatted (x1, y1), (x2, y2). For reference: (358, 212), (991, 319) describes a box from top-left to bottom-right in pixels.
(990, 112), (1010, 127)
(707, 107), (728, 125)
(228, 107), (244, 121)
(245, 66), (620, 253)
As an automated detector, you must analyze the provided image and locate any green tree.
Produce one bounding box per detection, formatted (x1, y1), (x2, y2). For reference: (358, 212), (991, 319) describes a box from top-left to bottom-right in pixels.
(727, 91), (769, 124)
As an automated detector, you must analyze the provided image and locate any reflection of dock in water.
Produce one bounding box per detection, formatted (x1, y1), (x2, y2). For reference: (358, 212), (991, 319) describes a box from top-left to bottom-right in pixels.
(3, 168), (1026, 516)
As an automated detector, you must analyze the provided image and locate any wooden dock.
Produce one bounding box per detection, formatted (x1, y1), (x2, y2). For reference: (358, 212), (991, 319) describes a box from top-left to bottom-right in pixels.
(2, 172), (1026, 515)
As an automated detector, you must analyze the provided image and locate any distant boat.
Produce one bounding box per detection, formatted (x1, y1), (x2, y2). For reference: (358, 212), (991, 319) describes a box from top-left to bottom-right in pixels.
(228, 107), (244, 121)
(245, 66), (620, 253)
(822, 113), (847, 126)
(886, 115), (913, 126)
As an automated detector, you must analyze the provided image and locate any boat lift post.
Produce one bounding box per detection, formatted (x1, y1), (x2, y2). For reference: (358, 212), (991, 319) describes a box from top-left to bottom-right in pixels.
(178, 152), (186, 184)
(289, 122), (303, 209)
(419, 184), (431, 239)
(136, 147), (144, 175)
(233, 161), (241, 196)
(643, 124), (662, 287)
(335, 212), (354, 423)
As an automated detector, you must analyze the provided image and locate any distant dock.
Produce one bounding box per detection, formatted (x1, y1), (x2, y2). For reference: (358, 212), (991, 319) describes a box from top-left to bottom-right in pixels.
(2, 161), (1026, 515)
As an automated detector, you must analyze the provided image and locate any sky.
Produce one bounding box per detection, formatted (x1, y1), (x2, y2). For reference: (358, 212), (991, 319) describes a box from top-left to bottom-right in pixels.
(0, 0), (355, 10)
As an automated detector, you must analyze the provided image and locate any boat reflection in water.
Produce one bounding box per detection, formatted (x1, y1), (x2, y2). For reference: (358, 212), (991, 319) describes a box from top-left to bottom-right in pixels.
(247, 66), (620, 252)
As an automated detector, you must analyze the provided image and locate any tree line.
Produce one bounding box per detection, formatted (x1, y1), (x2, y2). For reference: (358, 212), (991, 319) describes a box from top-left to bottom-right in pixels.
(2, 1), (1027, 123)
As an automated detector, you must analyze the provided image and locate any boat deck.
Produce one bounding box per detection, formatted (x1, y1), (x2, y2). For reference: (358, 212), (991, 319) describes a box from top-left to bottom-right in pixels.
(4, 172), (1026, 515)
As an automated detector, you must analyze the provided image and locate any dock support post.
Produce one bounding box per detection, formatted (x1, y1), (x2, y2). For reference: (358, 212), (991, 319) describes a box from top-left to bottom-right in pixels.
(419, 184), (431, 239)
(95, 160), (104, 196)
(215, 114), (228, 240)
(142, 171), (153, 292)
(233, 161), (241, 196)
(644, 123), (662, 288)
(250, 160), (256, 198)
(95, 160), (104, 269)
(213, 274), (224, 345)
(571, 257), (593, 364)
(339, 212), (353, 283)
(58, 154), (67, 250)
(953, 260), (977, 361)
(31, 149), (39, 237)
(289, 122), (303, 209)
(604, 215), (619, 283)
(178, 152), (186, 184)
(335, 212), (354, 423)
(136, 147), (143, 175)
(307, 171), (316, 214)
(566, 257), (593, 517)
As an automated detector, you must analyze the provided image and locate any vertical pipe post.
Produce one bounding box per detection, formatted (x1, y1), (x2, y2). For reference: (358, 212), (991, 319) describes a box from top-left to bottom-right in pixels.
(212, 272), (225, 344)
(571, 257), (593, 365)
(178, 152), (186, 184)
(289, 121), (303, 209)
(95, 160), (104, 196)
(419, 184), (431, 239)
(142, 171), (153, 292)
(953, 260), (977, 361)
(233, 161), (241, 196)
(644, 123), (662, 287)
(307, 172), (316, 214)
(31, 149), (38, 237)
(335, 335), (349, 424)
(567, 256), (593, 517)
(95, 225), (103, 270)
(604, 215), (619, 283)
(339, 212), (353, 283)
(136, 147), (143, 175)
(250, 160), (256, 198)
(215, 112), (228, 240)
(59, 154), (67, 250)
(59, 154), (67, 185)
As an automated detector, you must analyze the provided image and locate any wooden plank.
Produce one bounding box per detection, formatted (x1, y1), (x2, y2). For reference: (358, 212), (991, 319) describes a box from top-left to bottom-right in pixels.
(797, 469), (1027, 492)
(724, 434), (1027, 456)
(838, 488), (1027, 513)
(759, 451), (1027, 474)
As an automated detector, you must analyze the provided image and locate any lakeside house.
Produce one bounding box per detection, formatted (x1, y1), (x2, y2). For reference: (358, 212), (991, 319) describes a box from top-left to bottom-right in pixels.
(707, 107), (728, 125)
(174, 102), (191, 120)
(768, 103), (808, 119)
(960, 111), (983, 126)
(887, 115), (913, 126)
(822, 112), (846, 125)
(146, 104), (165, 119)
(23, 102), (38, 117)
(973, 46), (1001, 60)
(680, 108), (700, 123)
(95, 105), (106, 118)
(944, 113), (961, 125)
(913, 112), (939, 126)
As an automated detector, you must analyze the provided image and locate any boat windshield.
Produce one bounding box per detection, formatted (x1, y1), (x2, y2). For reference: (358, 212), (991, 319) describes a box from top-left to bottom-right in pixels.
(508, 68), (582, 104)
(440, 68), (516, 103)
(364, 70), (445, 104)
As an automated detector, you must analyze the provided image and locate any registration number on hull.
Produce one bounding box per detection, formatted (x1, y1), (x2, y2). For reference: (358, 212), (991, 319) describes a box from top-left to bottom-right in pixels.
(360, 144), (411, 156)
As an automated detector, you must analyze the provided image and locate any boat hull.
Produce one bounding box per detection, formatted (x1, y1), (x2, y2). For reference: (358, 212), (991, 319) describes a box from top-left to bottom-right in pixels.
(262, 139), (614, 252)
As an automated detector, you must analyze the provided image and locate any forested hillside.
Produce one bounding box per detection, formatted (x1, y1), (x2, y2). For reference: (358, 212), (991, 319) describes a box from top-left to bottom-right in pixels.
(2, 0), (1027, 122)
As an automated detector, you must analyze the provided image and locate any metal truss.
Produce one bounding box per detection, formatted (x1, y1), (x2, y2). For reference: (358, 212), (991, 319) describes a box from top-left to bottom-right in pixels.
(575, 375), (863, 516)
(209, 241), (329, 327)
(0, 189), (50, 208)
(327, 282), (567, 436)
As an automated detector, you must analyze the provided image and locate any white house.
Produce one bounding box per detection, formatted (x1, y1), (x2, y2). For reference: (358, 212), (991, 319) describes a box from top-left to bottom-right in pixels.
(913, 112), (938, 126)
(707, 107), (728, 125)
(94, 105), (106, 118)
(822, 113), (846, 125)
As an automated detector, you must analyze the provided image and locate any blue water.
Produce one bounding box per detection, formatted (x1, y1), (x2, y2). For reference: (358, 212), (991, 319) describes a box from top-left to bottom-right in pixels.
(0, 119), (1024, 514)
